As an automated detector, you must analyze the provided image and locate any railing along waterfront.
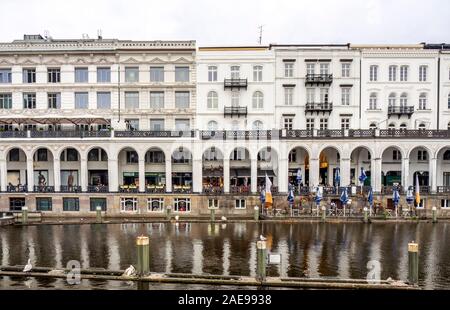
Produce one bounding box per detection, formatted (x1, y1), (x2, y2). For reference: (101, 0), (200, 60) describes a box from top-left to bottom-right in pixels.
(115, 130), (195, 138)
(201, 130), (275, 140)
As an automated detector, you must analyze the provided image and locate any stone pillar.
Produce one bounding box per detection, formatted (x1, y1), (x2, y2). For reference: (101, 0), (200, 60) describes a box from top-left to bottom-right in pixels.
(340, 158), (351, 186)
(373, 158), (382, 193)
(309, 158), (320, 187)
(108, 158), (118, 192)
(278, 158), (288, 193)
(251, 158), (257, 193)
(165, 158), (172, 193)
(0, 159), (7, 192)
(80, 156), (88, 192)
(138, 158), (145, 193)
(26, 157), (34, 192)
(429, 158), (437, 193)
(223, 158), (230, 193)
(402, 157), (410, 191)
(53, 158), (61, 192)
(192, 159), (203, 193)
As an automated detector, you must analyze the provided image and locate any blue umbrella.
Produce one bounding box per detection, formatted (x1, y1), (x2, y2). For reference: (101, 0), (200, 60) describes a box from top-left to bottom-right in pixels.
(406, 186), (414, 205)
(296, 169), (302, 185)
(340, 187), (349, 205)
(315, 187), (322, 206)
(287, 184), (294, 204)
(359, 167), (367, 184)
(393, 187), (400, 207)
(368, 187), (373, 206)
(260, 187), (265, 205)
(334, 168), (341, 187)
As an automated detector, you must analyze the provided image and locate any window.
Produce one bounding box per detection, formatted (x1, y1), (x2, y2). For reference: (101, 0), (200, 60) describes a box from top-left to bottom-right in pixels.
(253, 65), (263, 82)
(231, 91), (240, 107)
(319, 118), (328, 130)
(150, 91), (164, 109)
(252, 120), (263, 130)
(23, 68), (36, 83)
(48, 68), (61, 83)
(419, 65), (428, 82)
(389, 93), (397, 107)
(341, 62), (351, 77)
(0, 93), (12, 109)
(231, 148), (246, 161)
(208, 66), (217, 82)
(9, 148), (20, 161)
(389, 65), (397, 81)
(174, 198), (191, 212)
(441, 199), (450, 209)
(47, 93), (61, 109)
(306, 88), (315, 103)
(0, 69), (12, 83)
(126, 151), (139, 164)
(393, 150), (402, 160)
(448, 122), (450, 130)
(125, 67), (139, 82)
(369, 123), (377, 130)
(419, 93), (427, 110)
(369, 93), (378, 110)
(320, 88), (329, 103)
(145, 150), (164, 163)
(75, 92), (89, 109)
(388, 123), (396, 129)
(306, 63), (315, 76)
(36, 198), (52, 211)
(36, 149), (48, 161)
(341, 118), (350, 130)
(418, 123), (426, 130)
(75, 67), (88, 83)
(97, 67), (111, 83)
(150, 66), (164, 82)
(284, 87), (293, 105)
(207, 91), (218, 109)
(235, 199), (246, 209)
(418, 150), (428, 161)
(150, 119), (164, 131)
(97, 92), (111, 109)
(230, 66), (240, 79)
(252, 91), (264, 109)
(175, 119), (190, 131)
(88, 148), (107, 161)
(208, 199), (219, 209)
(284, 117), (293, 130)
(400, 65), (408, 81)
(125, 119), (139, 131)
(90, 198), (107, 211)
(60, 148), (79, 161)
(175, 66), (190, 82)
(400, 93), (408, 107)
(63, 198), (80, 211)
(400, 123), (407, 130)
(320, 63), (329, 75)
(23, 93), (36, 109)
(175, 91), (190, 109)
(341, 88), (350, 105)
(306, 118), (315, 130)
(207, 120), (218, 131)
(289, 149), (297, 162)
(369, 65), (378, 81)
(148, 198), (164, 212)
(444, 150), (450, 160)
(284, 63), (294, 77)
(120, 197), (138, 212)
(125, 92), (139, 109)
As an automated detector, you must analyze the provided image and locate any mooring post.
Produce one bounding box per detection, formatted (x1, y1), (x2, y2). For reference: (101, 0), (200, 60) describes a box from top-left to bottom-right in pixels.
(256, 240), (267, 282)
(22, 206), (28, 224)
(408, 241), (419, 286)
(432, 206), (437, 223)
(136, 236), (150, 276)
(363, 207), (369, 223)
(96, 206), (102, 223)
(210, 208), (215, 222)
(254, 206), (259, 221)
(166, 205), (172, 221)
(321, 205), (326, 222)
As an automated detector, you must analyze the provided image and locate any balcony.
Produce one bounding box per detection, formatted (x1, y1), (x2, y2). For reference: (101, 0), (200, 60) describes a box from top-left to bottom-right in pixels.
(224, 106), (248, 118)
(173, 185), (192, 194)
(60, 185), (82, 193)
(230, 185), (251, 195)
(6, 185), (27, 193)
(87, 185), (109, 193)
(119, 185), (139, 193)
(33, 185), (55, 193)
(305, 74), (333, 85)
(437, 186), (450, 193)
(305, 102), (333, 114)
(316, 129), (344, 138)
(201, 130), (276, 140)
(145, 185), (166, 194)
(0, 131), (27, 138)
(388, 106), (414, 119)
(224, 78), (248, 90)
(115, 130), (195, 138)
(30, 130), (111, 138)
(203, 185), (224, 195)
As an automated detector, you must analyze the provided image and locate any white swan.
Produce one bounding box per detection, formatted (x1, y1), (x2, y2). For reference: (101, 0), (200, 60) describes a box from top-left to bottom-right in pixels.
(23, 259), (32, 272)
(221, 216), (227, 221)
(175, 215), (179, 221)
(259, 235), (267, 241)
(122, 265), (136, 277)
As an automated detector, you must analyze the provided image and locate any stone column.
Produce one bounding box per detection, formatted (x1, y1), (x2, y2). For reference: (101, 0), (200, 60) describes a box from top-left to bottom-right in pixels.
(223, 158), (230, 193)
(429, 158), (437, 193)
(277, 158), (288, 193)
(340, 158), (351, 186)
(402, 157), (410, 191)
(251, 158), (257, 193)
(53, 158), (61, 192)
(372, 158), (382, 193)
(165, 158), (172, 193)
(192, 159), (202, 193)
(138, 158), (145, 193)
(108, 157), (118, 192)
(80, 156), (88, 192)
(27, 157), (34, 192)
(309, 158), (320, 187)
(0, 159), (7, 192)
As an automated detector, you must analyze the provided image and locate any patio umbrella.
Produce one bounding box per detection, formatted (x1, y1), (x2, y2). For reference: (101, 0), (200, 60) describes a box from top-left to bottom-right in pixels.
(340, 187), (349, 216)
(359, 167), (367, 194)
(406, 186), (414, 205)
(368, 187), (374, 216)
(288, 183), (295, 216)
(296, 169), (302, 186)
(393, 186), (400, 217)
(334, 168), (341, 194)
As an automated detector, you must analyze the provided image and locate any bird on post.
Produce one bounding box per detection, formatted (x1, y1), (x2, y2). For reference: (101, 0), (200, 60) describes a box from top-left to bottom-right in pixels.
(259, 235), (267, 241)
(221, 216), (227, 221)
(23, 259), (32, 272)
(122, 265), (136, 277)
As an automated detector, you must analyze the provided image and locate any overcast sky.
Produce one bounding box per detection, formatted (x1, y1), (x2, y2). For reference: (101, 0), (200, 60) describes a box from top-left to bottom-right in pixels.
(2, 0), (449, 45)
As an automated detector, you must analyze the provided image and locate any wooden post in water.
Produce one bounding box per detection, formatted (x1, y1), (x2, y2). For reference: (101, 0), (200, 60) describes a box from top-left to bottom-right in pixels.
(432, 206), (437, 223)
(363, 207), (369, 223)
(210, 208), (215, 222)
(408, 241), (419, 286)
(96, 206), (102, 223)
(321, 206), (326, 222)
(136, 236), (150, 276)
(256, 240), (267, 282)
(166, 205), (172, 221)
(22, 206), (28, 224)
(254, 206), (259, 221)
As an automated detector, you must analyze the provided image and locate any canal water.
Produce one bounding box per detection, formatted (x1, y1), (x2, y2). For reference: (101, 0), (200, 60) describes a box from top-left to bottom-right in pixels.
(0, 222), (449, 289)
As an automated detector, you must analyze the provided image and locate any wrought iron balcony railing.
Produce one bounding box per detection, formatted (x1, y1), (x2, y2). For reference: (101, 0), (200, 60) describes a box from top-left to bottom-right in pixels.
(33, 185), (55, 193)
(388, 106), (414, 118)
(87, 185), (109, 193)
(224, 106), (248, 117)
(60, 185), (82, 193)
(224, 78), (248, 90)
(6, 185), (28, 192)
(305, 102), (333, 113)
(305, 74), (333, 84)
(115, 130), (195, 138)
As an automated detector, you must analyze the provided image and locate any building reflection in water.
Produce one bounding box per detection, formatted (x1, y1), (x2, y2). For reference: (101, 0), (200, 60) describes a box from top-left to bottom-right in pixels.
(222, 238), (230, 276)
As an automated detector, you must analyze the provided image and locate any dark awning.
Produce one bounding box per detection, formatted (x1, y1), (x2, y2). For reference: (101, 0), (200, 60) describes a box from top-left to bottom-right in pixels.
(230, 168), (251, 177)
(258, 170), (276, 177)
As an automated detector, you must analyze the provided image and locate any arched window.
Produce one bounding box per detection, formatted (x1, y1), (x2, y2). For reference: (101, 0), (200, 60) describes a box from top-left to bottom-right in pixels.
(369, 123), (377, 130)
(207, 91), (218, 109)
(399, 123), (407, 130)
(447, 122), (450, 130)
(388, 123), (396, 129)
(252, 91), (264, 109)
(388, 93), (397, 107)
(400, 93), (408, 107)
(252, 120), (263, 130)
(369, 93), (378, 110)
(419, 93), (427, 110)
(207, 120), (218, 131)
(443, 150), (450, 160)
(418, 123), (426, 130)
